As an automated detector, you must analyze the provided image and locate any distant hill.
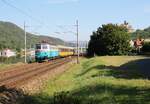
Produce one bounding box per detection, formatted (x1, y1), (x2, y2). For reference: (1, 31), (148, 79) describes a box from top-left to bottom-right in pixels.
(67, 41), (88, 47)
(131, 27), (150, 39)
(0, 21), (66, 51)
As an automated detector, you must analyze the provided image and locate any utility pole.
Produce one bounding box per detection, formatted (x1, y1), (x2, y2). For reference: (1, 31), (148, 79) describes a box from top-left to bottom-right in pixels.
(76, 20), (79, 64)
(54, 21), (80, 64)
(24, 21), (27, 63)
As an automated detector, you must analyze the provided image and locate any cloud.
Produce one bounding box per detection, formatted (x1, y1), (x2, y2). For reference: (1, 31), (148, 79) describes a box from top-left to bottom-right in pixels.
(48, 0), (79, 4)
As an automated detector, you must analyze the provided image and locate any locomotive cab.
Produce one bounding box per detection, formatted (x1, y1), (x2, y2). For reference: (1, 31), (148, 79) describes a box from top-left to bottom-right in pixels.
(35, 43), (59, 62)
(35, 43), (50, 61)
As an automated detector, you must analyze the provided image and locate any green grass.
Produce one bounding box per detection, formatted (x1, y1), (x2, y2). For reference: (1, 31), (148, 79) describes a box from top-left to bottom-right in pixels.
(21, 56), (150, 104)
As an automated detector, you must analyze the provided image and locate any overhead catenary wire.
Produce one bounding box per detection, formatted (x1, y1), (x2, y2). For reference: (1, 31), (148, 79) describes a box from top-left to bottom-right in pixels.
(1, 0), (62, 41)
(0, 0), (52, 33)
(1, 0), (78, 36)
(1, 0), (45, 25)
(1, 0), (81, 43)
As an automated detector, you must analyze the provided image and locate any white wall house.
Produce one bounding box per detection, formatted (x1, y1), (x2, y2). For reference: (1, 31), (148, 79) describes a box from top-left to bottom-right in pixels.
(1, 49), (16, 57)
(129, 40), (134, 47)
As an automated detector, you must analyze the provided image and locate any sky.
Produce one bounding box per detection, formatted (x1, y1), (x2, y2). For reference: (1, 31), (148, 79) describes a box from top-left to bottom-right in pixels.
(0, 0), (150, 41)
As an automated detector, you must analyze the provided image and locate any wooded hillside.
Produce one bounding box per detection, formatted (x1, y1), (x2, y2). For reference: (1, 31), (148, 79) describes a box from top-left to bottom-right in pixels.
(0, 21), (66, 51)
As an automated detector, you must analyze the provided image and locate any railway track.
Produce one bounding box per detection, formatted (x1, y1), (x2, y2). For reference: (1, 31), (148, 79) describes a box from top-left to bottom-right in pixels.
(0, 57), (73, 88)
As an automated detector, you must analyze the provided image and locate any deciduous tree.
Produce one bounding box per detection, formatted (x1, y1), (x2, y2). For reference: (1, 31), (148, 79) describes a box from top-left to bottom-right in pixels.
(87, 24), (130, 56)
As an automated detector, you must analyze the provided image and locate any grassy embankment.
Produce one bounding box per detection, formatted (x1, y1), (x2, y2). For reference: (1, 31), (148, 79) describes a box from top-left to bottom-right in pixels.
(0, 64), (10, 69)
(22, 56), (150, 104)
(0, 63), (24, 71)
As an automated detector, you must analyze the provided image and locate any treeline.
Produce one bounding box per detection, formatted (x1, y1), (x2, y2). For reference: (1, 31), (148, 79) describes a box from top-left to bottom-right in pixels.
(0, 21), (66, 51)
(131, 27), (150, 39)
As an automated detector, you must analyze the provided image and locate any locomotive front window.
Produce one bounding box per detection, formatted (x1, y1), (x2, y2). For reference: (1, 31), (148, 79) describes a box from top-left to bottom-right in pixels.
(36, 44), (41, 49)
(42, 45), (48, 49)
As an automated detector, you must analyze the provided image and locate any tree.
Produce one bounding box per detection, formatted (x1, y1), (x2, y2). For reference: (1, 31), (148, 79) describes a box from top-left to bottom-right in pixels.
(87, 24), (131, 56)
(131, 27), (150, 39)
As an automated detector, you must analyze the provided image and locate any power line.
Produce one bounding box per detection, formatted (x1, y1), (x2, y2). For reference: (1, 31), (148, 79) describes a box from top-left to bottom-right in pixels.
(1, 0), (54, 37)
(1, 0), (45, 25)
(54, 20), (80, 64)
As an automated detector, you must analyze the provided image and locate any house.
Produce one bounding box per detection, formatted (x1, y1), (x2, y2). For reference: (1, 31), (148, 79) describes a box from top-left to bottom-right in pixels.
(129, 40), (134, 47)
(134, 38), (144, 53)
(120, 21), (134, 33)
(1, 49), (16, 57)
(134, 38), (144, 48)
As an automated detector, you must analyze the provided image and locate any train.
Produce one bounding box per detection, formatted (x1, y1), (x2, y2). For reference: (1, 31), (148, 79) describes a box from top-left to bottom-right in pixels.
(35, 43), (74, 62)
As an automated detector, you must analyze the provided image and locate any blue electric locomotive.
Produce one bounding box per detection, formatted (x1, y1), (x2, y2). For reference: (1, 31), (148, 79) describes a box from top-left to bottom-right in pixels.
(35, 43), (59, 62)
